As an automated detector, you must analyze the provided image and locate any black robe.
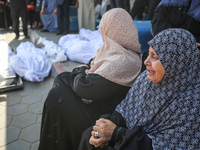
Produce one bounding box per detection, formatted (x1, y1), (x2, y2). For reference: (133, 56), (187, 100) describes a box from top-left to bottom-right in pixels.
(38, 66), (130, 150)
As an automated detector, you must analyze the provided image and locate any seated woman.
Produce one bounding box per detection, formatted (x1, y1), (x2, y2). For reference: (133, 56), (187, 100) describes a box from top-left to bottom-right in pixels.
(38, 8), (142, 150)
(80, 28), (200, 150)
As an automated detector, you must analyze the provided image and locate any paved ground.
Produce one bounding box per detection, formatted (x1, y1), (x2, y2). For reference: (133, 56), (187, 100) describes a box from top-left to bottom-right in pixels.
(0, 27), (80, 150)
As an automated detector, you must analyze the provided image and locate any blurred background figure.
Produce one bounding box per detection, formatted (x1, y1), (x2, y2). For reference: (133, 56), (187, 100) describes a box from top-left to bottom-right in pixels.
(0, 0), (12, 29)
(77, 0), (95, 31)
(56, 0), (71, 35)
(123, 0), (130, 12)
(40, 0), (57, 32)
(33, 0), (43, 29)
(148, 0), (161, 20)
(10, 0), (29, 39)
(26, 0), (36, 29)
(130, 0), (161, 20)
(109, 0), (123, 9)
(109, 0), (130, 12)
(152, 0), (200, 44)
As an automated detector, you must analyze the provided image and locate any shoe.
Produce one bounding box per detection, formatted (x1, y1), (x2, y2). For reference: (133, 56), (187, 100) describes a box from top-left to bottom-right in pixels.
(63, 31), (69, 35)
(25, 35), (30, 39)
(15, 35), (19, 40)
(56, 30), (63, 35)
(41, 29), (49, 32)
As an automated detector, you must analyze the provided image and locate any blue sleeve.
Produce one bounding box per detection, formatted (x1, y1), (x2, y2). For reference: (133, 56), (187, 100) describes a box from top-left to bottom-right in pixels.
(42, 0), (46, 6)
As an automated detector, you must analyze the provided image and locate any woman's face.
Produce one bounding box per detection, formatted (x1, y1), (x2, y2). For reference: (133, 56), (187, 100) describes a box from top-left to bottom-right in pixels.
(144, 47), (165, 83)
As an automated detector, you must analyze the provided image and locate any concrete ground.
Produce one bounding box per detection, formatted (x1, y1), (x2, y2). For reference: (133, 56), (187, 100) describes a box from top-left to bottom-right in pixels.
(0, 27), (81, 150)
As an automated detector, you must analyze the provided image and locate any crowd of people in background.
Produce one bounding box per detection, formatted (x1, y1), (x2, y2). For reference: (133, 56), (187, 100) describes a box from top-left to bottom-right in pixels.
(0, 0), (164, 39)
(0, 0), (76, 39)
(1, 0), (199, 44)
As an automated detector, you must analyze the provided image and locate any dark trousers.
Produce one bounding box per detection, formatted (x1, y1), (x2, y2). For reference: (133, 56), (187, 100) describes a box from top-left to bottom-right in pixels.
(130, 0), (148, 20)
(27, 10), (35, 28)
(10, 5), (28, 36)
(110, 0), (124, 8)
(123, 0), (130, 12)
(110, 0), (130, 13)
(148, 0), (161, 20)
(57, 0), (70, 33)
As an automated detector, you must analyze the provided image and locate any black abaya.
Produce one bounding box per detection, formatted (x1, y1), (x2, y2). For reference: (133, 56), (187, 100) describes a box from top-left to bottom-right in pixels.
(38, 66), (130, 150)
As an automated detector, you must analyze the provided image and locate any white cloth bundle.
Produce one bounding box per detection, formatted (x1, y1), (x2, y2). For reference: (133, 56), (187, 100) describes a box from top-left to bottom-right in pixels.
(37, 37), (67, 63)
(10, 42), (51, 82)
(58, 28), (103, 64)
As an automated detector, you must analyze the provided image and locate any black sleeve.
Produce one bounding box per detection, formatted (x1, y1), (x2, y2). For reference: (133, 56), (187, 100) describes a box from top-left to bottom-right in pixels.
(151, 6), (173, 36)
(100, 111), (126, 127)
(101, 111), (153, 150)
(100, 111), (127, 146)
(112, 126), (153, 150)
(70, 67), (129, 101)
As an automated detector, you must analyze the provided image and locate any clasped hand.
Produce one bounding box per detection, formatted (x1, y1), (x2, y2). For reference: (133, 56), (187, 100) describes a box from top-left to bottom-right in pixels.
(89, 118), (116, 148)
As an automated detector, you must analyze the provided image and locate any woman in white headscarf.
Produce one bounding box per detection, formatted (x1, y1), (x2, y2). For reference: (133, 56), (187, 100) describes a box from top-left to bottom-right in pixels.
(38, 8), (142, 150)
(85, 28), (200, 150)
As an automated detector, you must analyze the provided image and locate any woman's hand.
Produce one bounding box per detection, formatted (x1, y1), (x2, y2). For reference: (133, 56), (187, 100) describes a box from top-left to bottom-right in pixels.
(40, 10), (44, 16)
(78, 64), (89, 68)
(75, 0), (79, 8)
(53, 9), (57, 16)
(89, 118), (116, 148)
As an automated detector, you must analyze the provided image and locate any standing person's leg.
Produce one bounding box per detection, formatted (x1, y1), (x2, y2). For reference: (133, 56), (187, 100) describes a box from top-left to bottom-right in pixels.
(148, 0), (161, 20)
(27, 11), (31, 28)
(78, 0), (95, 31)
(116, 0), (124, 8)
(10, 6), (20, 39)
(109, 0), (116, 9)
(130, 0), (145, 20)
(124, 0), (130, 12)
(63, 0), (70, 35)
(20, 6), (29, 38)
(30, 10), (35, 28)
(56, 4), (64, 34)
(40, 14), (49, 31)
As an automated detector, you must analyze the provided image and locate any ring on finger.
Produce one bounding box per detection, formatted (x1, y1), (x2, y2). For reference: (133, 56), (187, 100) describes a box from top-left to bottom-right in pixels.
(95, 131), (99, 137)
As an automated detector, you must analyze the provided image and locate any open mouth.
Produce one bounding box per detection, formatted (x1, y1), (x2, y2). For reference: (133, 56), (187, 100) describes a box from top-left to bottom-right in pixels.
(147, 69), (155, 75)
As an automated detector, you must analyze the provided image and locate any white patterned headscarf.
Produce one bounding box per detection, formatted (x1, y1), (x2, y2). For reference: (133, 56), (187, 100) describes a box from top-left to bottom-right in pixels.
(86, 8), (142, 87)
(116, 28), (200, 149)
